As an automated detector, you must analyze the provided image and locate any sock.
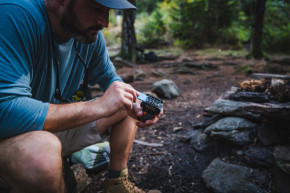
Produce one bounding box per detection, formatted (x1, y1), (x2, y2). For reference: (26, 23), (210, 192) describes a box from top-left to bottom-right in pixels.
(107, 169), (121, 179)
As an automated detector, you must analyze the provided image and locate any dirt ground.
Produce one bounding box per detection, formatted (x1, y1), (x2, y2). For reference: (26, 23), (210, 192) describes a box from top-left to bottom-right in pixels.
(83, 49), (254, 193)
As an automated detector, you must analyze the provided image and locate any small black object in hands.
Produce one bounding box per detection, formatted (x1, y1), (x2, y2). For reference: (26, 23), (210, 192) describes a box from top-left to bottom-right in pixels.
(137, 92), (163, 122)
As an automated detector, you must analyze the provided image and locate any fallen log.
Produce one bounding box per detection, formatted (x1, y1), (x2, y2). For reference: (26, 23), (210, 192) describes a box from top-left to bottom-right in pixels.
(153, 62), (218, 69)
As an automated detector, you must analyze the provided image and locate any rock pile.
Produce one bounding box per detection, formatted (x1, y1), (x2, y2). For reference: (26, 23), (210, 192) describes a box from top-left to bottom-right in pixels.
(194, 73), (290, 193)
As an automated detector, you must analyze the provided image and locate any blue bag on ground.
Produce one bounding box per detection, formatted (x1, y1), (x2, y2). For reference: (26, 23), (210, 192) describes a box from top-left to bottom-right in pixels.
(70, 141), (110, 170)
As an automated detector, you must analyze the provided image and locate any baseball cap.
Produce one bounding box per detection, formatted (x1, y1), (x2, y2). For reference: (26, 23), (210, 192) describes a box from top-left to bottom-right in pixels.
(94, 0), (136, 10)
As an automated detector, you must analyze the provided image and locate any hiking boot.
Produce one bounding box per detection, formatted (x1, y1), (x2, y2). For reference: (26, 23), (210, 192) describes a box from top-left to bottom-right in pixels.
(105, 168), (145, 193)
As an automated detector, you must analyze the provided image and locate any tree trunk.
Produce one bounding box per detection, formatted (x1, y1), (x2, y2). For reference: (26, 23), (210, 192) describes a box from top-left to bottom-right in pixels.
(121, 0), (137, 63)
(249, 0), (267, 59)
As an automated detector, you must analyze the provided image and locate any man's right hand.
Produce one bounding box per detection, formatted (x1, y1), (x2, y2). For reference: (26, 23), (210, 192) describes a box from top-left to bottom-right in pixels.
(96, 81), (138, 117)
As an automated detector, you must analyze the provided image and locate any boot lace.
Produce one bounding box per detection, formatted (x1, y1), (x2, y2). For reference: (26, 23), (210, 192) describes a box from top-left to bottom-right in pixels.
(121, 176), (145, 193)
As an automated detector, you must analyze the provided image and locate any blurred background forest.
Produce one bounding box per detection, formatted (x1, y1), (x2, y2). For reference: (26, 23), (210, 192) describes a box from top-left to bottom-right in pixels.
(103, 0), (289, 60)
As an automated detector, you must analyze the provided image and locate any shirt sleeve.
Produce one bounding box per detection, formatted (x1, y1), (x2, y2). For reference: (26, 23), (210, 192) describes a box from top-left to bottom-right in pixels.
(87, 32), (123, 92)
(0, 4), (49, 139)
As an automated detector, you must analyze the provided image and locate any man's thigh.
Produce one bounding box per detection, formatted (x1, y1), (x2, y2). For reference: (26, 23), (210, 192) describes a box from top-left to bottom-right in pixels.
(55, 121), (104, 156)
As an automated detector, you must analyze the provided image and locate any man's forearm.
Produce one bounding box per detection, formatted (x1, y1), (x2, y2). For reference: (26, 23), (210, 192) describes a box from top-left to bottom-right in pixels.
(43, 100), (103, 133)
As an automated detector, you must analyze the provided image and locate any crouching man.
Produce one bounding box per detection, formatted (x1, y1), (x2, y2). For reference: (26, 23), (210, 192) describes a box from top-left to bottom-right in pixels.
(0, 0), (162, 192)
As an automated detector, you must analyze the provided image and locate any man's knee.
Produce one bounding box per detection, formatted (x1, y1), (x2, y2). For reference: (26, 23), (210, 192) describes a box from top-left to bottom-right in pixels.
(0, 131), (63, 190)
(15, 131), (62, 173)
(96, 110), (135, 133)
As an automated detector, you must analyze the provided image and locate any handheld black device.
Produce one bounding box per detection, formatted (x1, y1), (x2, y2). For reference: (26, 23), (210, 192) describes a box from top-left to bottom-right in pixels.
(137, 92), (163, 122)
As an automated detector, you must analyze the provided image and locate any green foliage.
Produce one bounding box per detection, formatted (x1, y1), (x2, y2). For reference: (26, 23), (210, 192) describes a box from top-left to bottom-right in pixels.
(136, 6), (168, 46)
(263, 0), (290, 53)
(219, 10), (251, 48)
(136, 0), (163, 14)
(163, 0), (243, 48)
(220, 23), (251, 47)
(108, 10), (118, 26)
(134, 0), (290, 53)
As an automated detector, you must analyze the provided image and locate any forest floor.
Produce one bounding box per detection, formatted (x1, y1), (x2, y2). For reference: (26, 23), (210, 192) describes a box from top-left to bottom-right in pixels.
(83, 48), (288, 193)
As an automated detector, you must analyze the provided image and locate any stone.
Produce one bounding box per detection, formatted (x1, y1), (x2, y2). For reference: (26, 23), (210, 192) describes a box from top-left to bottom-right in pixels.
(228, 91), (270, 103)
(257, 123), (286, 146)
(204, 99), (262, 120)
(202, 159), (267, 193)
(193, 114), (223, 130)
(180, 130), (200, 142)
(204, 117), (258, 134)
(251, 73), (290, 80)
(269, 78), (290, 102)
(250, 169), (268, 183)
(190, 130), (208, 152)
(243, 147), (275, 168)
(151, 69), (167, 77)
(135, 69), (146, 81)
(272, 166), (290, 193)
(204, 117), (258, 146)
(144, 51), (158, 62)
(71, 164), (92, 193)
(273, 146), (290, 174)
(152, 79), (179, 99)
(211, 129), (255, 146)
(204, 99), (290, 121)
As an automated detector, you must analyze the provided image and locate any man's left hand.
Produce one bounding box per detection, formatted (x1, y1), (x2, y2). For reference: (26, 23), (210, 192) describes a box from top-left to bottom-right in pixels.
(128, 100), (163, 128)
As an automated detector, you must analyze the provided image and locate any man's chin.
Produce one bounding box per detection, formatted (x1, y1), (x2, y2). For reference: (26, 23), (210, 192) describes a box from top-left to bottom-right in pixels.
(74, 33), (97, 44)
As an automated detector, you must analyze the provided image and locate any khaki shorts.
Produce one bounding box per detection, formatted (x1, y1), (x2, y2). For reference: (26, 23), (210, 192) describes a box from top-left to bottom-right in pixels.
(55, 121), (107, 156)
(55, 96), (108, 156)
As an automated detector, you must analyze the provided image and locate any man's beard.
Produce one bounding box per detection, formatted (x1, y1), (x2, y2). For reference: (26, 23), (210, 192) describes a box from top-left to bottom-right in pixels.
(60, 1), (103, 43)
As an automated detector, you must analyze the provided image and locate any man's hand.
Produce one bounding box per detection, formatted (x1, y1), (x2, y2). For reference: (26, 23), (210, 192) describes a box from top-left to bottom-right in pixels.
(97, 81), (137, 117)
(129, 99), (163, 128)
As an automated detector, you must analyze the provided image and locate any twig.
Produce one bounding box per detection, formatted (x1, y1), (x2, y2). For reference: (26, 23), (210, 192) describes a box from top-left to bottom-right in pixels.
(133, 139), (163, 147)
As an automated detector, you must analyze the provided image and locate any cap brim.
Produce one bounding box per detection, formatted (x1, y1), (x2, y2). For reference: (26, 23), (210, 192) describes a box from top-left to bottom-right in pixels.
(94, 0), (136, 10)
